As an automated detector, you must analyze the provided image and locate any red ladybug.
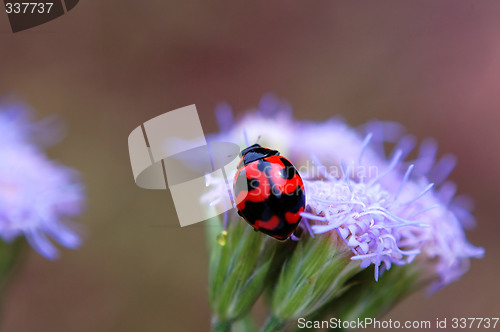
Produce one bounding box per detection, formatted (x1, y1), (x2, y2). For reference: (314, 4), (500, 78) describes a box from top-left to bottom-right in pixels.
(233, 144), (306, 240)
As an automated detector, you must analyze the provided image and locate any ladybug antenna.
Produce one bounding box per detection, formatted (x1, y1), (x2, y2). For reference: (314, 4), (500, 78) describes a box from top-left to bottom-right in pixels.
(255, 135), (262, 144)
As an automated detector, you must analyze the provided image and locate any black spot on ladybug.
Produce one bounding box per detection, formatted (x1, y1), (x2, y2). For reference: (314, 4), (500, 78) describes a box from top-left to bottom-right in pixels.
(271, 185), (282, 198)
(261, 161), (282, 199)
(241, 200), (271, 225)
(281, 185), (305, 213)
(248, 178), (259, 191)
(241, 199), (297, 238)
(256, 159), (269, 172)
(280, 157), (298, 180)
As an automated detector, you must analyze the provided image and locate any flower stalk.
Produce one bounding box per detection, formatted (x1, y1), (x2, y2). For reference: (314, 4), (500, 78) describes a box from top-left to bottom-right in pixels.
(266, 233), (361, 330)
(207, 212), (288, 331)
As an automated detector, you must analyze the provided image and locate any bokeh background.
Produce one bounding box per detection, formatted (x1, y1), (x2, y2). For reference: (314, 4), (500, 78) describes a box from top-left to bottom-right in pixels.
(1, 1), (499, 331)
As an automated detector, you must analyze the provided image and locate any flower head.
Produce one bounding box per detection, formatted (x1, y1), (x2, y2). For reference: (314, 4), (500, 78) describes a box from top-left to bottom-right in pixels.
(204, 95), (484, 330)
(0, 102), (84, 260)
(207, 94), (483, 290)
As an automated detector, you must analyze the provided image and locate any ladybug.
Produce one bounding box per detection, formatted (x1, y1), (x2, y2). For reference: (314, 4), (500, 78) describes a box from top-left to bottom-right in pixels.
(233, 144), (306, 240)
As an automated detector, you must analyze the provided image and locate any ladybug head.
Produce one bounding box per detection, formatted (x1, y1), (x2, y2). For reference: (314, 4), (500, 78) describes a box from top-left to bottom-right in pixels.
(238, 144), (280, 167)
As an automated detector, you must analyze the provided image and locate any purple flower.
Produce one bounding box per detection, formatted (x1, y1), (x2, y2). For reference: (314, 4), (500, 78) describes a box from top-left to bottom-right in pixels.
(0, 102), (84, 260)
(205, 94), (483, 291)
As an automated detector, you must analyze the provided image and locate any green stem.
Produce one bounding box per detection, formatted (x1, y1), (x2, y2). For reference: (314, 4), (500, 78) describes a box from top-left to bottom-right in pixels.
(212, 317), (232, 332)
(233, 313), (258, 332)
(261, 316), (286, 332)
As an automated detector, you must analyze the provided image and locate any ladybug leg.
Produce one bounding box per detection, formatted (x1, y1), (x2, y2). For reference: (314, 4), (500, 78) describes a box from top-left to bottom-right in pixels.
(290, 233), (300, 242)
(237, 210), (242, 217)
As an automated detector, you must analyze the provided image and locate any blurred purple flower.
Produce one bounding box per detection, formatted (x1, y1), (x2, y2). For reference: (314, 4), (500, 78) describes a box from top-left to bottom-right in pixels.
(0, 102), (84, 260)
(205, 94), (484, 291)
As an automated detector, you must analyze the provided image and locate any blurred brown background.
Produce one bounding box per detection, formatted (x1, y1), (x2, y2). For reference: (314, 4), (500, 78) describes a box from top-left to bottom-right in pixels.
(0, 1), (499, 331)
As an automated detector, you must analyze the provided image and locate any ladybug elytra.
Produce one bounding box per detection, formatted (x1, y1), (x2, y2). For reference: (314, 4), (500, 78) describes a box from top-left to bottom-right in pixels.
(233, 144), (306, 240)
